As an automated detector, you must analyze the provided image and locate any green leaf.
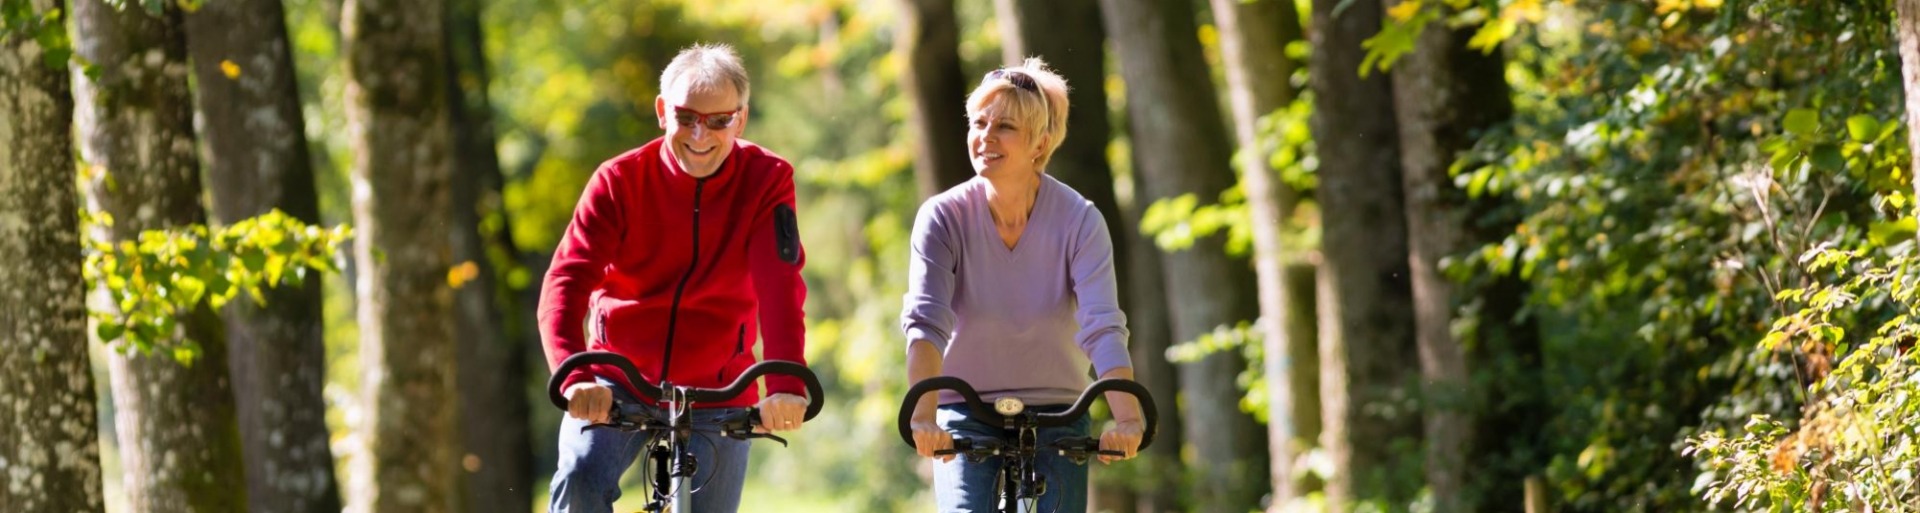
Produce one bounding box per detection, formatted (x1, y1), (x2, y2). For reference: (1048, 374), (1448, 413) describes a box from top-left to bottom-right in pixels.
(1768, 147), (1797, 173)
(1760, 331), (1787, 351)
(1359, 9), (1435, 75)
(1847, 115), (1881, 142)
(34, 17), (71, 69)
(1869, 218), (1917, 246)
(240, 251), (267, 274)
(97, 320), (125, 343)
(1784, 109), (1819, 137)
(1812, 144), (1844, 171)
(1467, 17), (1516, 53)
(176, 275), (206, 306)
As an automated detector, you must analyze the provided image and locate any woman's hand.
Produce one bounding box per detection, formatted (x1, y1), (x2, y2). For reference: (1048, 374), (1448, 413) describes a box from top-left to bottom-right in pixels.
(564, 382), (612, 424)
(1098, 418), (1144, 464)
(910, 415), (956, 462)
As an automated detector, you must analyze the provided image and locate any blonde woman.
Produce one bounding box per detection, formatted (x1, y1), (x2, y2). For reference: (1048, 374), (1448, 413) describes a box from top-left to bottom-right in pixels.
(900, 58), (1146, 512)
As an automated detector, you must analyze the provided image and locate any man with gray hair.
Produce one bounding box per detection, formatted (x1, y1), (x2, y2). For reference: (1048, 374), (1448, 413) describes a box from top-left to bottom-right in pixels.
(538, 43), (813, 513)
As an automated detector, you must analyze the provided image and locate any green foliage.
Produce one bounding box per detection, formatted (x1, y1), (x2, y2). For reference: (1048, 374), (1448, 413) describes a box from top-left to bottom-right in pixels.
(1, 0), (72, 68)
(82, 209), (352, 361)
(1688, 248), (1920, 510)
(1363, 0), (1535, 74)
(1141, 189), (1251, 255)
(1139, 93), (1316, 256)
(1438, 0), (1909, 509)
(1166, 320), (1274, 421)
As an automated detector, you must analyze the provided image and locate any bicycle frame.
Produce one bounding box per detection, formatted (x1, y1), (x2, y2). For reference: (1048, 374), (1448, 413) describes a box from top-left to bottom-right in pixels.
(897, 377), (1158, 513)
(550, 351), (825, 513)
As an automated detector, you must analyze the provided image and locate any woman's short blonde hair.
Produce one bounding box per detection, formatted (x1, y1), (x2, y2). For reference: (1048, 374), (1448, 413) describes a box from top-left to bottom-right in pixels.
(965, 56), (1069, 172)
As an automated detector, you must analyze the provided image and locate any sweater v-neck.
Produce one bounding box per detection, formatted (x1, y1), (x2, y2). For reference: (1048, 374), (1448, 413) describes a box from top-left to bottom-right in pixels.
(979, 177), (1046, 253)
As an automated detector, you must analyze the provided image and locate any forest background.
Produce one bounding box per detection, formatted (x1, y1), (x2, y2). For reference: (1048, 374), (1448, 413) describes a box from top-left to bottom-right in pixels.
(6, 0), (1920, 511)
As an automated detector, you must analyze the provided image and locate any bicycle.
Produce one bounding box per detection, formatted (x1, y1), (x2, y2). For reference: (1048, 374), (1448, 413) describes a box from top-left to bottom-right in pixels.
(548, 350), (825, 513)
(896, 376), (1159, 513)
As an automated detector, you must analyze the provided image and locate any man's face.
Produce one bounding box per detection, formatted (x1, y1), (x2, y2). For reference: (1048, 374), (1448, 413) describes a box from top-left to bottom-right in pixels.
(655, 82), (746, 178)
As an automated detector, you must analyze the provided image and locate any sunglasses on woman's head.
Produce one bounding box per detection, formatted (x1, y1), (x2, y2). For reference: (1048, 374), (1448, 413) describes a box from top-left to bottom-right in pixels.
(986, 68), (1040, 93)
(982, 69), (1050, 134)
(671, 106), (741, 131)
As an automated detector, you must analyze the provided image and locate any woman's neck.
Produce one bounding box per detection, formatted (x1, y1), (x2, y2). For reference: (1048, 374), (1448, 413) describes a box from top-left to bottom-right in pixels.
(983, 172), (1039, 226)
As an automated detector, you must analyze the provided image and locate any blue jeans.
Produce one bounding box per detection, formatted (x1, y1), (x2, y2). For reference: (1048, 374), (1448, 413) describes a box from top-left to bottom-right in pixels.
(549, 379), (751, 513)
(934, 404), (1092, 513)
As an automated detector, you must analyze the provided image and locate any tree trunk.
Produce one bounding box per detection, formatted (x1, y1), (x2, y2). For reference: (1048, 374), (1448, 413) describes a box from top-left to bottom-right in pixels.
(70, 1), (250, 511)
(896, 0), (974, 199)
(181, 0), (344, 510)
(1100, 0), (1269, 510)
(1308, 0), (1421, 508)
(1386, 4), (1514, 510)
(342, 0), (460, 510)
(1119, 203), (1187, 513)
(445, 0), (532, 509)
(996, 2), (1179, 510)
(1283, 262), (1322, 493)
(0, 3), (105, 511)
(1901, 0), (1920, 208)
(1208, 0), (1311, 508)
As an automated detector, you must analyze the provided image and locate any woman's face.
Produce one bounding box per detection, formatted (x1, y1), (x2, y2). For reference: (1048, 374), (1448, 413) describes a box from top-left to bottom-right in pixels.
(966, 96), (1042, 179)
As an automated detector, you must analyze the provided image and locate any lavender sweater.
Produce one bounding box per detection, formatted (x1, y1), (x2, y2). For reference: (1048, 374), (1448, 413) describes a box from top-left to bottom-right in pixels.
(901, 175), (1132, 406)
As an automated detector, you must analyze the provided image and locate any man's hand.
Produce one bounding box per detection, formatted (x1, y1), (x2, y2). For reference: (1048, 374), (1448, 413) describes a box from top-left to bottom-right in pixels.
(755, 393), (809, 433)
(564, 382), (612, 425)
(910, 414), (955, 462)
(1097, 418), (1144, 464)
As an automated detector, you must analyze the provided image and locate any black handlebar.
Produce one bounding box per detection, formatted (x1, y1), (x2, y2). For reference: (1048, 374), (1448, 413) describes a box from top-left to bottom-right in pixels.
(896, 376), (1157, 451)
(547, 350), (826, 422)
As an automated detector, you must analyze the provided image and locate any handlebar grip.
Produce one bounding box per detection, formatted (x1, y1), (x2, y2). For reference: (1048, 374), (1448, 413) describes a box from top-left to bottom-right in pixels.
(930, 436), (974, 456)
(896, 376), (997, 448)
(1034, 378), (1158, 451)
(548, 351), (660, 411)
(690, 360), (827, 421)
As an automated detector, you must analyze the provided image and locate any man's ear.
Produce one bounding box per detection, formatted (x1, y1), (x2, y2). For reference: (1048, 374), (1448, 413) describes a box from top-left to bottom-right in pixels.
(734, 106), (750, 133)
(655, 95), (668, 130)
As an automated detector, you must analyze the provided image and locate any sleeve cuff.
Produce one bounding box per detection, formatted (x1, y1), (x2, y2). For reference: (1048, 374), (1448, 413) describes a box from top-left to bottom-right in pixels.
(905, 325), (949, 354)
(1087, 331), (1133, 377)
(561, 369), (595, 394)
(766, 375), (806, 399)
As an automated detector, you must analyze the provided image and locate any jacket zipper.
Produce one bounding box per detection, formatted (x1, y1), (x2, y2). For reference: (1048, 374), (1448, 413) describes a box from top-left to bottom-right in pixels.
(659, 178), (705, 384)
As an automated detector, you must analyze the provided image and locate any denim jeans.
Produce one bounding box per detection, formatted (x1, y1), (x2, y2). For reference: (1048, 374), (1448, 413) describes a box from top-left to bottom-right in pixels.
(933, 403), (1092, 513)
(549, 379), (751, 513)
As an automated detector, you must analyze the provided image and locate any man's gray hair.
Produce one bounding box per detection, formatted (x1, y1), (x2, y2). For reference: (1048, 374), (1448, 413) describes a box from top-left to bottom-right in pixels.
(659, 43), (751, 106)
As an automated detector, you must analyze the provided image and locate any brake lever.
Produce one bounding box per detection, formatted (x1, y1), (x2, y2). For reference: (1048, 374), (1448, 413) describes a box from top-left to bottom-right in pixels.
(1049, 438), (1123, 465)
(580, 420), (648, 434)
(721, 425), (790, 446)
(933, 437), (1003, 463)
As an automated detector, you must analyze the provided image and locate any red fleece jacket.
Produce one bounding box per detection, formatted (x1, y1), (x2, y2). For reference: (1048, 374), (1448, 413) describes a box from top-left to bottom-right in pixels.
(539, 137), (808, 408)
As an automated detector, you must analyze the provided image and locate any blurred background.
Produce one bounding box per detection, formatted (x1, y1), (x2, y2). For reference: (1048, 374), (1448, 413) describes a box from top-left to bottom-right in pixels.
(5, 0), (1919, 511)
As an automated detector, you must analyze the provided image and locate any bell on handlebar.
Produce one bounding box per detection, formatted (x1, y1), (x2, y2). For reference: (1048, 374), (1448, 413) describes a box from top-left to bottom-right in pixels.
(994, 397), (1025, 416)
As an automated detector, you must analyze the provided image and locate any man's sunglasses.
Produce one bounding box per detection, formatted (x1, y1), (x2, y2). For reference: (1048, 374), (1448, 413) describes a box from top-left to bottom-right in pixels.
(670, 106), (741, 131)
